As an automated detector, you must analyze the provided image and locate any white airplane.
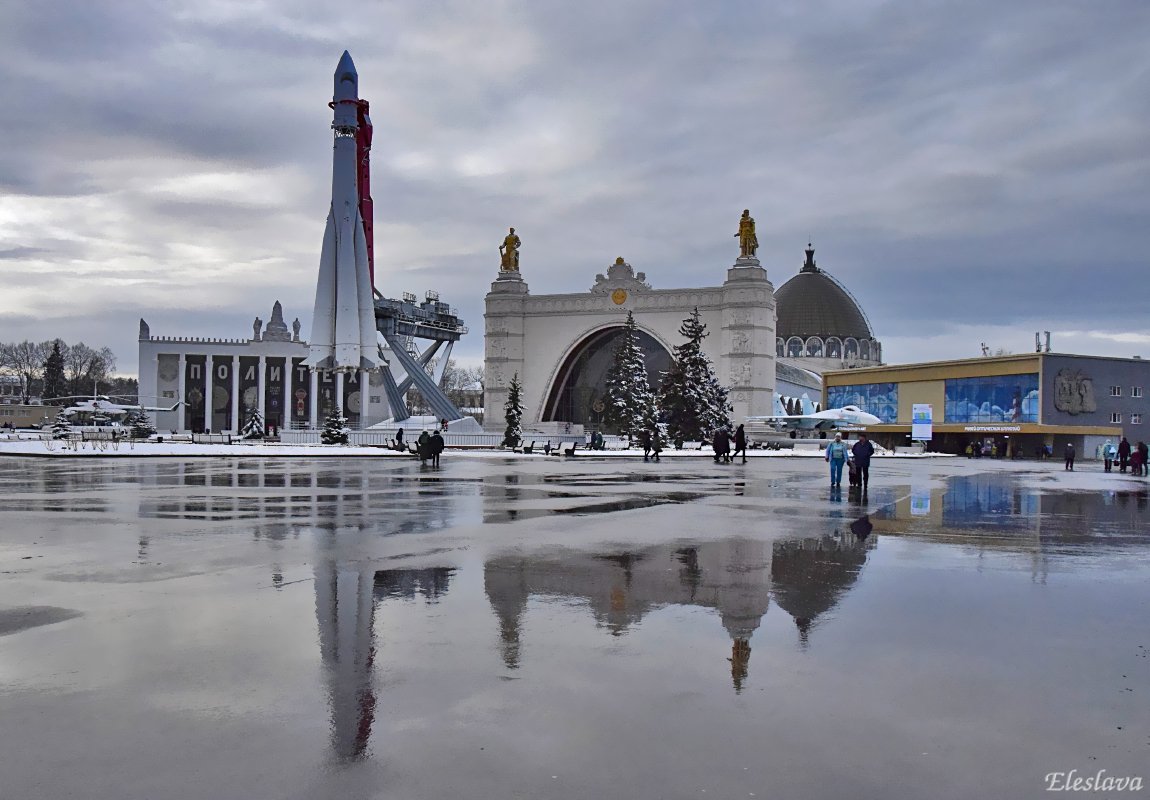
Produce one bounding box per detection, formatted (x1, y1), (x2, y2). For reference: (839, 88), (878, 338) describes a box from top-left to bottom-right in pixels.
(55, 396), (182, 425)
(745, 393), (883, 432)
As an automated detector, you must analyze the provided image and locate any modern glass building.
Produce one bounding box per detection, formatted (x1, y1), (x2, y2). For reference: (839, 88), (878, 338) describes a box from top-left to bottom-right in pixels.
(823, 353), (1150, 457)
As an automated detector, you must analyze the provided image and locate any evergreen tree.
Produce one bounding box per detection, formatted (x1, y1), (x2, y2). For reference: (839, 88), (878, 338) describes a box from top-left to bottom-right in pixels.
(51, 413), (73, 440)
(43, 341), (66, 403)
(321, 409), (350, 445)
(241, 406), (265, 439)
(658, 308), (731, 445)
(126, 409), (157, 439)
(502, 373), (523, 448)
(603, 311), (655, 444)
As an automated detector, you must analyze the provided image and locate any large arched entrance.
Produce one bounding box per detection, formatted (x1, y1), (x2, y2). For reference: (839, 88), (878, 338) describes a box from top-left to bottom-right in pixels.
(542, 326), (672, 429)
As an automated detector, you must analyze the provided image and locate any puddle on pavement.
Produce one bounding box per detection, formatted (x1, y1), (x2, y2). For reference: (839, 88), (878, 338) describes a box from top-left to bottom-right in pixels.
(2, 460), (1149, 798)
(0, 606), (82, 636)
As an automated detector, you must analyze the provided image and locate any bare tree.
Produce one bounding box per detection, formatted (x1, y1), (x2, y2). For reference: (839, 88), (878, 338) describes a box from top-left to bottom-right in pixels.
(64, 342), (117, 395)
(0, 340), (50, 402)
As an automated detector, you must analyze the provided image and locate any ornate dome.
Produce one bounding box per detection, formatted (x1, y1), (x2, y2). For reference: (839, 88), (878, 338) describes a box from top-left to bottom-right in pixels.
(775, 246), (873, 340)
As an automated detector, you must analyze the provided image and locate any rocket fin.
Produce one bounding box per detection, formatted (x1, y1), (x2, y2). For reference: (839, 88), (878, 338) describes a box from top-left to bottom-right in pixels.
(306, 211), (339, 367)
(353, 207), (378, 369)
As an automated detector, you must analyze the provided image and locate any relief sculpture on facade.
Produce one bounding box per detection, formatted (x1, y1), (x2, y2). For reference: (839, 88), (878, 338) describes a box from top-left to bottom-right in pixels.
(1053, 368), (1097, 415)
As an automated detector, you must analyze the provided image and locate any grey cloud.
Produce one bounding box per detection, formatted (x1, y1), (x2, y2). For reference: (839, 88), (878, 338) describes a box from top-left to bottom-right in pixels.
(1, 0), (1148, 375)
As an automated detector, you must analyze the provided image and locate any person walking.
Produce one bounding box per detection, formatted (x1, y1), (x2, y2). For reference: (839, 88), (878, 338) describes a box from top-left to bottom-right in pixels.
(712, 427), (731, 464)
(1102, 439), (1116, 473)
(826, 433), (849, 487)
(732, 424), (747, 464)
(429, 430), (444, 467)
(417, 429), (431, 465)
(1135, 441), (1149, 477)
(851, 433), (875, 493)
(640, 427), (653, 462)
(1118, 437), (1131, 473)
(1064, 441), (1075, 471)
(395, 427), (405, 451)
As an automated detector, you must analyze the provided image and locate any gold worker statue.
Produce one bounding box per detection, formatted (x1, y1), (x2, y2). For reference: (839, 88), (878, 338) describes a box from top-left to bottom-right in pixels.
(499, 227), (521, 272)
(734, 209), (758, 258)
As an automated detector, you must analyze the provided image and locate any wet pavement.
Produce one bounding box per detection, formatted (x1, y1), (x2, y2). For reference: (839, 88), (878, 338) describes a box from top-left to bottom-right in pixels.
(1, 455), (1148, 799)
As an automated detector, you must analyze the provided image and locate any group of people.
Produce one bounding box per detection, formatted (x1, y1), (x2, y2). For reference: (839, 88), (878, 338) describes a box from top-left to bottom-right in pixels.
(711, 424), (748, 463)
(393, 427), (446, 466)
(1100, 437), (1149, 476)
(825, 432), (874, 492)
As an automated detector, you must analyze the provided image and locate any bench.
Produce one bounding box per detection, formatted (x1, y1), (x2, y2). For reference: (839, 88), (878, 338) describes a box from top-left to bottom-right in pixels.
(192, 433), (233, 445)
(81, 431), (122, 442)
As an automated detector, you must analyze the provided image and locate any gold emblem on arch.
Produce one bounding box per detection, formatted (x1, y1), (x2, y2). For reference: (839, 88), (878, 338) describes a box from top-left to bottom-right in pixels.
(611, 288), (628, 305)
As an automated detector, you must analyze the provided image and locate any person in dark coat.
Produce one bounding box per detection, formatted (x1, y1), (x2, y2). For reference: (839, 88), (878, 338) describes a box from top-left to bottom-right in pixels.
(1064, 441), (1075, 471)
(1138, 441), (1149, 477)
(429, 430), (444, 467)
(395, 427), (405, 451)
(1132, 441), (1148, 477)
(712, 428), (731, 463)
(851, 433), (875, 491)
(1118, 437), (1131, 473)
(640, 428), (653, 461)
(417, 430), (431, 465)
(732, 424), (747, 464)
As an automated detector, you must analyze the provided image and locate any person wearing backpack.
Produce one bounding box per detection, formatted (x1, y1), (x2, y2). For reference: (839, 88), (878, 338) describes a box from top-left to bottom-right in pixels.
(825, 433), (848, 488)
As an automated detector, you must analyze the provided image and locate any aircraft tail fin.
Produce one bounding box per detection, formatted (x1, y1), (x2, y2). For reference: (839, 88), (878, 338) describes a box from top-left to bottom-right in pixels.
(774, 392), (786, 416)
(800, 393), (816, 415)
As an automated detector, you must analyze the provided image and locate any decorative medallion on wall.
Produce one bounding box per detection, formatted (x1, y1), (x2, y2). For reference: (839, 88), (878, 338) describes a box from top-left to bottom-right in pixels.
(1053, 369), (1097, 415)
(611, 288), (628, 305)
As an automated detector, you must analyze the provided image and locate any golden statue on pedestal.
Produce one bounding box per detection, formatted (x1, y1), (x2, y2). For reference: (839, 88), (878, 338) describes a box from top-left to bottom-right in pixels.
(735, 209), (758, 258)
(499, 227), (521, 272)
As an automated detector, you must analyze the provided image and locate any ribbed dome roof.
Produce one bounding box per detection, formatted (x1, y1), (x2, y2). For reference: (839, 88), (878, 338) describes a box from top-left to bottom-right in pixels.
(775, 247), (873, 340)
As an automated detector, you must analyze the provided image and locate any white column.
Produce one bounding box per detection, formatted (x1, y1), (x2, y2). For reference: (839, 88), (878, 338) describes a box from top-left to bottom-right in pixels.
(257, 355), (267, 427)
(203, 355), (213, 433)
(335, 372), (345, 416)
(177, 354), (186, 433)
(282, 358), (292, 433)
(231, 355), (240, 432)
(359, 370), (369, 426)
(309, 370), (319, 428)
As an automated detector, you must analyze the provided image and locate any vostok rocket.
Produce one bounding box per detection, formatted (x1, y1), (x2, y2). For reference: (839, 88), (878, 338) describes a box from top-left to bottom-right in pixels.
(307, 51), (378, 372)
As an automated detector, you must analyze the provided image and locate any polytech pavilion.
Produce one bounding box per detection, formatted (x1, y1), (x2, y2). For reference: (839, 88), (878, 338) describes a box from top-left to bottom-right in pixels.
(823, 351), (1150, 457)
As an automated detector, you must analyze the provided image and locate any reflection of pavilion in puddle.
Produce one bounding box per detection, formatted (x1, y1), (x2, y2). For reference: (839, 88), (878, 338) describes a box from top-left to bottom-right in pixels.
(872, 474), (1150, 582)
(314, 562), (454, 761)
(484, 535), (872, 691)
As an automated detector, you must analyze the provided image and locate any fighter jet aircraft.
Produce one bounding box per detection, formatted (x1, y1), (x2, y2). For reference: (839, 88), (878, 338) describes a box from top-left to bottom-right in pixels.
(745, 393), (883, 433)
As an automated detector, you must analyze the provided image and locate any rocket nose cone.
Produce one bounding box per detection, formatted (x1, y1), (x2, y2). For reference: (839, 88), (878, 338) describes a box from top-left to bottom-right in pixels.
(334, 50), (358, 98)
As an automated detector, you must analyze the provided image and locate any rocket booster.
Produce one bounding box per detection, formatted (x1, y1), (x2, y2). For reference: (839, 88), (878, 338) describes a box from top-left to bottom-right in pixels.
(307, 51), (378, 372)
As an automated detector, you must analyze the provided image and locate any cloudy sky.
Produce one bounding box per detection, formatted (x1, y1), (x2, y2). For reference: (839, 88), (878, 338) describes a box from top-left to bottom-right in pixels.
(1, 0), (1148, 376)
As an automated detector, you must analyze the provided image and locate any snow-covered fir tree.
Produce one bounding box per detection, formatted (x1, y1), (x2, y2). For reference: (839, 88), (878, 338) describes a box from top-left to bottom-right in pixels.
(50, 413), (73, 440)
(241, 407), (265, 440)
(658, 308), (731, 446)
(320, 409), (350, 445)
(502, 373), (523, 448)
(126, 409), (157, 439)
(603, 311), (656, 444)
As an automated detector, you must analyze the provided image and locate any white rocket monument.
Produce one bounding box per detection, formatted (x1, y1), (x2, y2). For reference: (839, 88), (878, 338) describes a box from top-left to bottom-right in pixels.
(307, 51), (378, 372)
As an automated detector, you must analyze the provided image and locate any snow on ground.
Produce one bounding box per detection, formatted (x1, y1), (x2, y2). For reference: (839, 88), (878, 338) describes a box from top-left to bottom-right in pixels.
(0, 437), (956, 459)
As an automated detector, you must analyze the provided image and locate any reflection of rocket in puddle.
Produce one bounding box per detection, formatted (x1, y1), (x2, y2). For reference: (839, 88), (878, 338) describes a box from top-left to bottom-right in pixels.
(314, 563), (454, 761)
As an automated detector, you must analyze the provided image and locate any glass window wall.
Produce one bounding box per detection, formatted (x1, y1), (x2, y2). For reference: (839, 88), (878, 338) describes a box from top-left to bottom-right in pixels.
(944, 373), (1039, 423)
(826, 382), (898, 422)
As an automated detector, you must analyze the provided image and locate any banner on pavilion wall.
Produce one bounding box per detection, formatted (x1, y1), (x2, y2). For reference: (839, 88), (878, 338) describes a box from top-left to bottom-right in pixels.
(911, 404), (933, 440)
